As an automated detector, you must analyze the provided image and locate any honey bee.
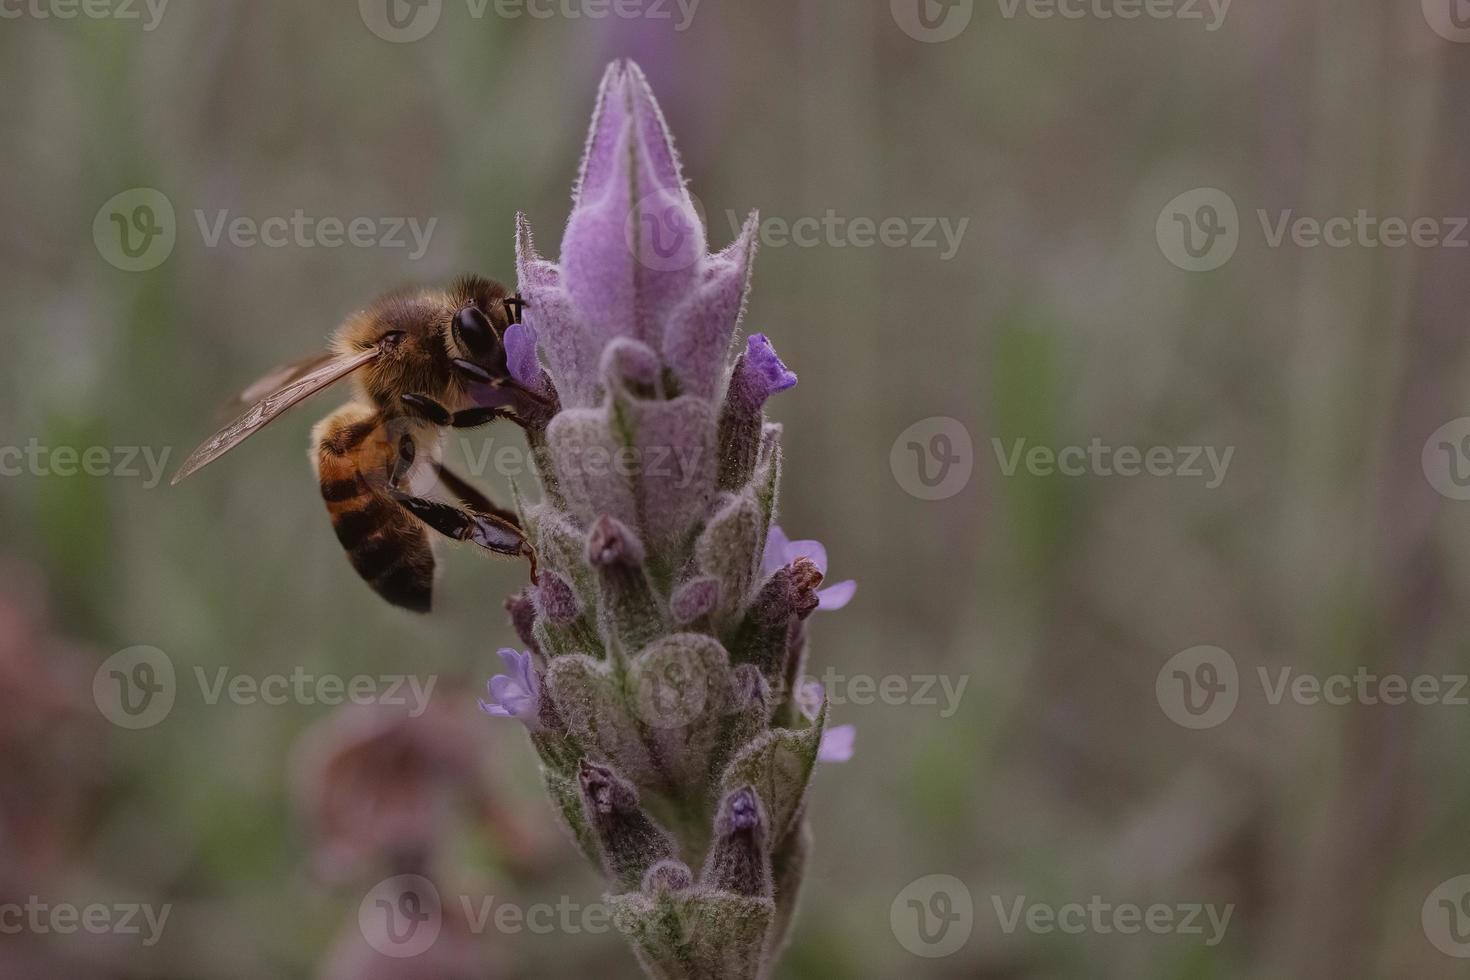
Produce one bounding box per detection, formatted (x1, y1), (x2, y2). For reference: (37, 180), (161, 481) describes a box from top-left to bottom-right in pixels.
(172, 275), (548, 613)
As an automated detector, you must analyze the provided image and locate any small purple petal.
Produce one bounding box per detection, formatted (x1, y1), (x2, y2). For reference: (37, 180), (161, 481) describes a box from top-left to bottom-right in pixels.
(762, 525), (793, 575)
(819, 725), (856, 763)
(816, 580), (857, 611)
(796, 679), (825, 722)
(483, 649), (541, 728)
(496, 647), (525, 678)
(744, 334), (797, 398)
(488, 673), (525, 705)
(504, 321), (541, 389)
(764, 526), (855, 611)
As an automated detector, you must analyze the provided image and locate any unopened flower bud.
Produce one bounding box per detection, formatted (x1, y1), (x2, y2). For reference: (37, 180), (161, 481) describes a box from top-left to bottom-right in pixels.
(700, 786), (772, 898)
(586, 516), (664, 652)
(577, 759), (677, 892)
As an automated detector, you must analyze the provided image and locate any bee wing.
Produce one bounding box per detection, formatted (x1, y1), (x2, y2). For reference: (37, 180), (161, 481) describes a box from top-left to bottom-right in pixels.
(171, 346), (383, 485)
(229, 351), (338, 411)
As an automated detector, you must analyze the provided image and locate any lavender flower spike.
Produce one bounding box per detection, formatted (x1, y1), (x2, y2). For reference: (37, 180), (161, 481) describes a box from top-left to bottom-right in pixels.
(479, 648), (541, 729)
(492, 61), (847, 980)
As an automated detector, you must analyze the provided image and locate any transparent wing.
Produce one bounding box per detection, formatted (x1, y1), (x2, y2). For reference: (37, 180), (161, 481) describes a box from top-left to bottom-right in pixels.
(231, 351), (337, 409)
(171, 346), (381, 484)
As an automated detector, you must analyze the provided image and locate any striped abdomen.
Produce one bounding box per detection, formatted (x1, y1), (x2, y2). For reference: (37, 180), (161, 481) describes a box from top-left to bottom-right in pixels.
(313, 406), (436, 613)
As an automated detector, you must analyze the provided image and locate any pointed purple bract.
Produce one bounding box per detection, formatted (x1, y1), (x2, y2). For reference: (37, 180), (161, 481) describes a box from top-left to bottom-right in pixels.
(516, 60), (757, 408)
(742, 334), (797, 402)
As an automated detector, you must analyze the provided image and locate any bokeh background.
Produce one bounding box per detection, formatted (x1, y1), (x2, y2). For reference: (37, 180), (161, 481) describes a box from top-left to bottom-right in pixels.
(5, 1), (1470, 977)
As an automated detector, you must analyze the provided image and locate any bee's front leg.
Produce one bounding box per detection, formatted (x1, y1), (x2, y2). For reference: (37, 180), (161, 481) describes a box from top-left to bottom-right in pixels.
(387, 432), (538, 581)
(397, 496), (538, 581)
(400, 393), (514, 429)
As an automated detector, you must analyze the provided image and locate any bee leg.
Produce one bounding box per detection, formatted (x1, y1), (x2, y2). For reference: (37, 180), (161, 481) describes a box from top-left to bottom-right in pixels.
(450, 359), (495, 385)
(400, 393), (515, 430)
(400, 393), (451, 425)
(432, 463), (521, 528)
(450, 406), (517, 428)
(396, 496), (538, 581)
(385, 436), (536, 579)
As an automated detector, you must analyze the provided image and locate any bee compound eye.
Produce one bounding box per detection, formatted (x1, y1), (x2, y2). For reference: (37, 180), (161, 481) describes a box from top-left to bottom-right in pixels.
(454, 306), (497, 359)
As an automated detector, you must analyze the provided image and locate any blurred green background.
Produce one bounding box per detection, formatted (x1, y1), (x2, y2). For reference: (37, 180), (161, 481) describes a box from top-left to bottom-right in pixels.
(4, 1), (1470, 977)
